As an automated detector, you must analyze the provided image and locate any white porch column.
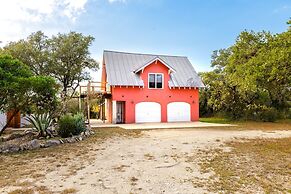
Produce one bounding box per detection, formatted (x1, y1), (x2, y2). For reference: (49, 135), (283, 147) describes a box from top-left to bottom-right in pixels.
(112, 100), (117, 124)
(104, 98), (108, 121)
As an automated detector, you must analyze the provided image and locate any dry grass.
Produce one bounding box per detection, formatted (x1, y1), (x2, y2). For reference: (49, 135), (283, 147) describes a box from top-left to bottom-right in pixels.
(196, 137), (291, 193)
(144, 153), (155, 160)
(60, 188), (77, 194)
(0, 127), (141, 193)
(112, 164), (131, 172)
(200, 118), (291, 131)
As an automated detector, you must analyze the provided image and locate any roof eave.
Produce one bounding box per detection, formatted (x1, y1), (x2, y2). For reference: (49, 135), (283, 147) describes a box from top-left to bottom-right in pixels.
(133, 57), (176, 74)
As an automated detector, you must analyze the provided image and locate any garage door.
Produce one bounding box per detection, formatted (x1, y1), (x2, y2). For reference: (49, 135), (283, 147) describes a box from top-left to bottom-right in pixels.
(167, 102), (191, 122)
(135, 102), (161, 123)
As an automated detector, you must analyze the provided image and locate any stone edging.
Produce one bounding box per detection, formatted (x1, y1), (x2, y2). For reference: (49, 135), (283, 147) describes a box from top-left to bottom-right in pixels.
(0, 130), (95, 154)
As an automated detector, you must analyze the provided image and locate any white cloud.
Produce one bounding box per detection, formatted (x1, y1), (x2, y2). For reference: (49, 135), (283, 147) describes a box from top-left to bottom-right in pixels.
(0, 0), (88, 45)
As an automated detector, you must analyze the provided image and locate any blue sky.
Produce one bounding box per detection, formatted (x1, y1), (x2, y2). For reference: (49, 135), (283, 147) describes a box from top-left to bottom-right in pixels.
(0, 0), (290, 79)
(80, 0), (290, 73)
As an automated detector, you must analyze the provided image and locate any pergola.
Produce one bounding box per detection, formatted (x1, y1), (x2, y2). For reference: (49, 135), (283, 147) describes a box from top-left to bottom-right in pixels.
(78, 81), (111, 125)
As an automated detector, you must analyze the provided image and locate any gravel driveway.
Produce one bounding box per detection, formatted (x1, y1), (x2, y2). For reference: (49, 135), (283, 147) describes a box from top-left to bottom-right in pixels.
(31, 128), (291, 194)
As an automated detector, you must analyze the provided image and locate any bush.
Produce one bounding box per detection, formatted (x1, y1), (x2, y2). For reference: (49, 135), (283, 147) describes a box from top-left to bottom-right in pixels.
(245, 104), (279, 122)
(57, 113), (86, 138)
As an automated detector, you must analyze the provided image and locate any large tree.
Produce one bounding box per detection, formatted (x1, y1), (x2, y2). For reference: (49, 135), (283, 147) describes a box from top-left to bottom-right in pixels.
(48, 32), (98, 101)
(4, 31), (49, 75)
(200, 20), (291, 121)
(0, 55), (58, 135)
(4, 31), (99, 109)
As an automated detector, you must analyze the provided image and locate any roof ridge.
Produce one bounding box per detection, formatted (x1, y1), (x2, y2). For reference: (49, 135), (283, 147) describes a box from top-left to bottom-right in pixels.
(104, 50), (187, 58)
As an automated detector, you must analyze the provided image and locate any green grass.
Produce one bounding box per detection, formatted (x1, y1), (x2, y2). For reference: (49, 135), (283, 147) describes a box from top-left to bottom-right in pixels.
(199, 117), (231, 124)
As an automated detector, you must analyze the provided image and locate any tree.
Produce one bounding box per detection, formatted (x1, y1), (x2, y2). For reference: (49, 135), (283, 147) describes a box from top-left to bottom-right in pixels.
(200, 20), (290, 121)
(4, 31), (99, 112)
(4, 31), (50, 75)
(48, 32), (98, 102)
(0, 55), (58, 135)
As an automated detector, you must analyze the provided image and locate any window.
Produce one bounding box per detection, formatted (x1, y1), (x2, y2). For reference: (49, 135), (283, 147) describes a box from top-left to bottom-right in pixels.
(148, 73), (163, 89)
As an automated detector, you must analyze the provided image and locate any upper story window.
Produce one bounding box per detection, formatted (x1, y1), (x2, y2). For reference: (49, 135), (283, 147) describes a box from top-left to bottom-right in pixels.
(148, 73), (163, 89)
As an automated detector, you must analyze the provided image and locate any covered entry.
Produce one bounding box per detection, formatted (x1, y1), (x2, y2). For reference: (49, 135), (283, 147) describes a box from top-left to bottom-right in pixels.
(135, 102), (161, 123)
(116, 101), (125, 124)
(167, 102), (191, 122)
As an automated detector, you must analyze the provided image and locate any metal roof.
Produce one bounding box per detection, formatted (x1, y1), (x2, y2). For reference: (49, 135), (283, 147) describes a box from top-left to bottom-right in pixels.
(103, 50), (205, 88)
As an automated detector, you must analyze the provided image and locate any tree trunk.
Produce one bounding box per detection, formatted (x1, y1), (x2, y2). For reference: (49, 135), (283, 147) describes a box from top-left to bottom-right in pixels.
(0, 109), (19, 136)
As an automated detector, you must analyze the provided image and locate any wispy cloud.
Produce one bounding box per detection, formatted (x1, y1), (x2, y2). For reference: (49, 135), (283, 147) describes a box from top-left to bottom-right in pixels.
(0, 0), (88, 45)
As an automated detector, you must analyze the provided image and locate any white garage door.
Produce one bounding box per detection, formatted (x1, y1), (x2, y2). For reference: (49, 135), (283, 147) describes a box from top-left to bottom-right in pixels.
(167, 102), (191, 122)
(135, 102), (161, 123)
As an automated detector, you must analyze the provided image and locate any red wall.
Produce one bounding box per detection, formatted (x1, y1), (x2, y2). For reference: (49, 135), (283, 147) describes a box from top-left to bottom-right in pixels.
(110, 60), (199, 123)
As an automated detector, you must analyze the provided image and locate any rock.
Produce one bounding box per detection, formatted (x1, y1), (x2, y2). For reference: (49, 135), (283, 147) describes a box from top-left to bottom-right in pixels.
(84, 131), (90, 136)
(43, 140), (60, 148)
(22, 139), (40, 150)
(1, 144), (20, 153)
(66, 137), (76, 143)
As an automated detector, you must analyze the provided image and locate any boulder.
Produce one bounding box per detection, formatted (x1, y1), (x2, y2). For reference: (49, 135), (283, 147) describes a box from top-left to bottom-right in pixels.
(43, 140), (60, 148)
(22, 139), (40, 150)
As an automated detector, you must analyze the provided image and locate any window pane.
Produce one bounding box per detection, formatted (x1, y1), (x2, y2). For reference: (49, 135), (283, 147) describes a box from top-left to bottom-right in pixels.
(149, 74), (155, 88)
(156, 74), (163, 88)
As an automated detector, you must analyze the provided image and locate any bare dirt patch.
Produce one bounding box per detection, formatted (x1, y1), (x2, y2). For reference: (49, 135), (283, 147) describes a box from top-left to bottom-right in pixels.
(0, 127), (140, 193)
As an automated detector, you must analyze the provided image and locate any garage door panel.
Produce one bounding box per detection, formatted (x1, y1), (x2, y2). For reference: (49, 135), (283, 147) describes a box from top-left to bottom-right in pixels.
(135, 102), (161, 123)
(167, 102), (190, 122)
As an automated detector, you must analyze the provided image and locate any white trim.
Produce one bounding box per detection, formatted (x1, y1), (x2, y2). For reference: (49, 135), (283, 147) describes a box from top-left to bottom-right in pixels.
(112, 100), (117, 124)
(134, 57), (176, 73)
(148, 73), (164, 89)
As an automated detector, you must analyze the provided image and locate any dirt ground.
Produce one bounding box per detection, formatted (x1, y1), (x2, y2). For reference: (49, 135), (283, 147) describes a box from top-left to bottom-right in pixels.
(1, 127), (291, 194)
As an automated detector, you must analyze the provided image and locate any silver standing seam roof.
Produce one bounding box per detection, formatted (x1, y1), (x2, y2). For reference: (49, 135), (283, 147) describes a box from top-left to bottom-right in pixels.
(103, 50), (204, 88)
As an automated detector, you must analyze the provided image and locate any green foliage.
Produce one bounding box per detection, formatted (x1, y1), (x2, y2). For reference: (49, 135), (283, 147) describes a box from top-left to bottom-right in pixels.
(57, 113), (86, 138)
(0, 55), (58, 134)
(200, 20), (291, 121)
(4, 31), (49, 75)
(66, 98), (80, 114)
(4, 31), (99, 104)
(25, 113), (55, 137)
(244, 105), (279, 122)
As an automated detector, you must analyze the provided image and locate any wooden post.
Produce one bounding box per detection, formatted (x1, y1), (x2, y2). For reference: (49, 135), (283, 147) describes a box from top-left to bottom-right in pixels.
(87, 81), (91, 126)
(79, 86), (82, 112)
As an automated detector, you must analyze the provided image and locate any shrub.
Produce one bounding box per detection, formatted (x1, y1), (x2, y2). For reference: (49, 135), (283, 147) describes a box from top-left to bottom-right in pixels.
(57, 113), (86, 138)
(245, 104), (279, 122)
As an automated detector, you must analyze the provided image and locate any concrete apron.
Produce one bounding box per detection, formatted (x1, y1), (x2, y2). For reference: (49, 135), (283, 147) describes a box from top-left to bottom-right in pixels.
(90, 120), (234, 130)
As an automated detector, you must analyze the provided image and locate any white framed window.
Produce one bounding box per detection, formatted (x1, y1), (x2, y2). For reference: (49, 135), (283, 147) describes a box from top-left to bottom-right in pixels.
(148, 73), (163, 89)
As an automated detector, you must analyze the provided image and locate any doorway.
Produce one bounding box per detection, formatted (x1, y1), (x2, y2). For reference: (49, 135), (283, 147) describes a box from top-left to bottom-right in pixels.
(116, 101), (125, 124)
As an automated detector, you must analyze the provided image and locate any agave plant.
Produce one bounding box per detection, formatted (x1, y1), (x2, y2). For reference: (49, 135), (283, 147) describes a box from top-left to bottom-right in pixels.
(25, 113), (55, 137)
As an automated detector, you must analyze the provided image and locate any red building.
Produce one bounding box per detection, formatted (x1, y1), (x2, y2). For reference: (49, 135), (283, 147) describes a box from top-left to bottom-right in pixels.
(101, 50), (204, 124)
